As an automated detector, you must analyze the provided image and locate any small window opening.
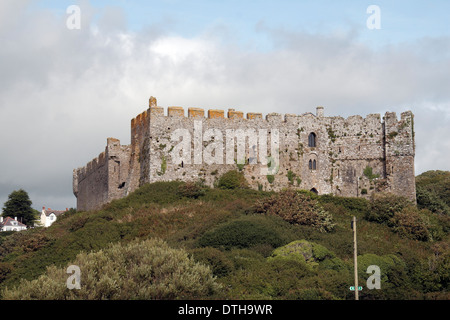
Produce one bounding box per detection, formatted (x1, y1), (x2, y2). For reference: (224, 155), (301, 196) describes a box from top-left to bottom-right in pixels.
(308, 132), (317, 147)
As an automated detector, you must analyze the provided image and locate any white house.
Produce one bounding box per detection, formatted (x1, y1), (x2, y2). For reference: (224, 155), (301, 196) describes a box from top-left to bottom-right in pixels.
(0, 216), (27, 232)
(40, 207), (68, 227)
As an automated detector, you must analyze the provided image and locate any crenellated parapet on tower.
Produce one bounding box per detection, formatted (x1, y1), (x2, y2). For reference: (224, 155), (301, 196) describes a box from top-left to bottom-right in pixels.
(73, 96), (416, 211)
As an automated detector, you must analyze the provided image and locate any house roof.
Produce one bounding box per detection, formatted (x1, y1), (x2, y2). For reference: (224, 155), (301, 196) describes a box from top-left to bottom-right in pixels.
(42, 208), (67, 217)
(1, 216), (27, 227)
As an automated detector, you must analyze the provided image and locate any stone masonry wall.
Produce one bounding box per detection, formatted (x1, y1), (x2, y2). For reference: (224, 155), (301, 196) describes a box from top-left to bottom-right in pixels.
(73, 97), (416, 211)
(73, 138), (131, 211)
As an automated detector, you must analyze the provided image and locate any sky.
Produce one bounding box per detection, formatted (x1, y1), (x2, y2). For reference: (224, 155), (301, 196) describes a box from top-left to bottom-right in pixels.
(1, 0), (449, 211)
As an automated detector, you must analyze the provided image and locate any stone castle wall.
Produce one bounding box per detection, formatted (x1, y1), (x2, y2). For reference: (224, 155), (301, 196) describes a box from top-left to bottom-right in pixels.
(73, 97), (416, 211)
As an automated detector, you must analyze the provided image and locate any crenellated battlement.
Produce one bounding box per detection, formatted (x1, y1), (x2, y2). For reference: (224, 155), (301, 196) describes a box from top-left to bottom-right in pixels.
(73, 96), (416, 211)
(130, 97), (398, 127)
(74, 150), (107, 183)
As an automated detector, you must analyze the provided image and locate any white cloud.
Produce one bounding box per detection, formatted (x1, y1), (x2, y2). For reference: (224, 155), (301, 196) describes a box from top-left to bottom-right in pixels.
(0, 3), (449, 210)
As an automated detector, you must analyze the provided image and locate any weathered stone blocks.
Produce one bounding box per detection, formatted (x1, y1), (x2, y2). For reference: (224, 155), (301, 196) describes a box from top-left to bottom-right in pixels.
(73, 96), (416, 211)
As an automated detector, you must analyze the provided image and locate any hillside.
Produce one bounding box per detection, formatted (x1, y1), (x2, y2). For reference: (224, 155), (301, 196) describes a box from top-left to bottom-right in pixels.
(0, 171), (449, 300)
(416, 170), (450, 215)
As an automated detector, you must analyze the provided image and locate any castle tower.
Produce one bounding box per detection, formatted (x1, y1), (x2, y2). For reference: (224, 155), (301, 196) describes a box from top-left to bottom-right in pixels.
(383, 111), (416, 202)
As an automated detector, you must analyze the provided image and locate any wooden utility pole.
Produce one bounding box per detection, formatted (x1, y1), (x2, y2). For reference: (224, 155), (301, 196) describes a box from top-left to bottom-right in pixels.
(352, 216), (359, 300)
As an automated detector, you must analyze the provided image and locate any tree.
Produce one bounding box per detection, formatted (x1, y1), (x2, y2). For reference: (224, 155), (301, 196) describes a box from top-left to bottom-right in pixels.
(2, 189), (38, 226)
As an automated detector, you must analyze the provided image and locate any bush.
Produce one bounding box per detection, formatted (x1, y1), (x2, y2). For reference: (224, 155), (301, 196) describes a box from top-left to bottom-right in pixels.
(190, 247), (234, 277)
(2, 238), (221, 300)
(197, 215), (288, 250)
(217, 170), (248, 189)
(106, 181), (185, 209)
(0, 263), (13, 282)
(366, 193), (413, 225)
(357, 253), (406, 284)
(226, 248), (266, 270)
(268, 240), (337, 269)
(222, 255), (315, 299)
(177, 181), (208, 199)
(255, 189), (335, 232)
(416, 170), (450, 208)
(413, 242), (450, 293)
(292, 288), (335, 300)
(416, 184), (449, 215)
(356, 253), (411, 299)
(318, 194), (369, 216)
(390, 206), (432, 241)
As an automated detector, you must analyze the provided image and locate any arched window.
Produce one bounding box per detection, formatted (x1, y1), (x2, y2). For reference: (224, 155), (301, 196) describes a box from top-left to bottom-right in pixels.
(308, 132), (316, 147)
(309, 159), (317, 170)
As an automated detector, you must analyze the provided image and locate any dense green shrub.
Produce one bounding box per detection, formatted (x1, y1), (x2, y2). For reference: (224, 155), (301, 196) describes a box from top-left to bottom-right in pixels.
(0, 263), (12, 282)
(222, 255), (315, 299)
(217, 170), (248, 189)
(416, 170), (450, 208)
(2, 238), (221, 300)
(291, 288), (335, 300)
(255, 189), (335, 232)
(0, 229), (53, 258)
(269, 240), (335, 267)
(319, 257), (349, 272)
(357, 253), (406, 283)
(416, 184), (449, 215)
(390, 206), (433, 241)
(225, 248), (266, 270)
(412, 242), (449, 293)
(106, 181), (185, 210)
(356, 253), (410, 299)
(190, 247), (234, 277)
(198, 215), (289, 250)
(318, 194), (369, 216)
(177, 181), (208, 199)
(390, 206), (447, 241)
(295, 269), (353, 300)
(365, 193), (413, 225)
(68, 216), (89, 232)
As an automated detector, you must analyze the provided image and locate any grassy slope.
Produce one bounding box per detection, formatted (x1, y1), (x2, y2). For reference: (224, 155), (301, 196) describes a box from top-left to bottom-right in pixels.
(0, 175), (448, 300)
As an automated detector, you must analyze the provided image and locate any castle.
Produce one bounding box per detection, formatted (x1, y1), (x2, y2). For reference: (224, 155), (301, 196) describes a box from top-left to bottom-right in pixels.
(73, 97), (416, 211)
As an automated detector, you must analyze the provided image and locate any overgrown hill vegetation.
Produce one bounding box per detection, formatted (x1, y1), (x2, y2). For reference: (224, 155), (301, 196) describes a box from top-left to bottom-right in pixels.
(0, 170), (448, 300)
(416, 170), (450, 215)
